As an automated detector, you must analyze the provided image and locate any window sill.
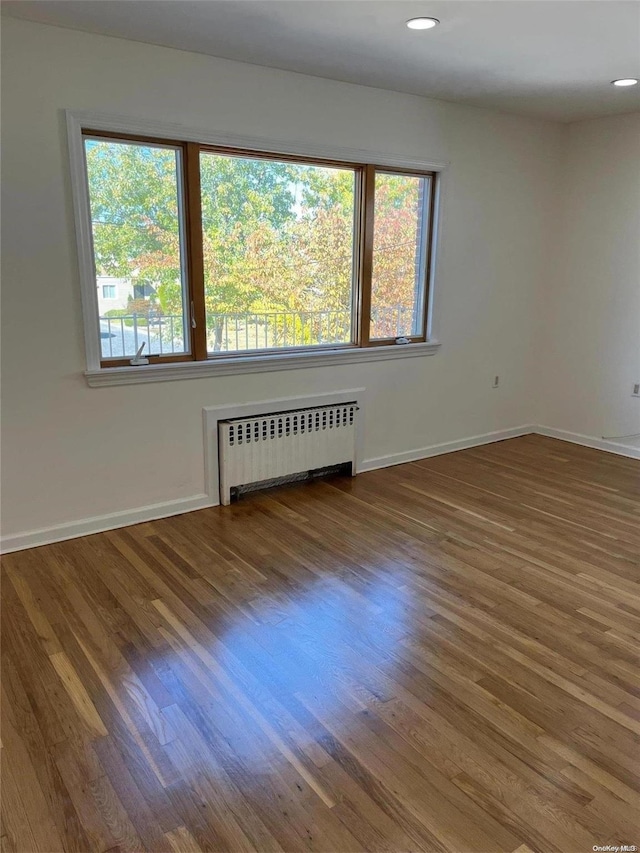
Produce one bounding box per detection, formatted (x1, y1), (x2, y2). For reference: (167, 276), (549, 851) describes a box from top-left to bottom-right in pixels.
(85, 340), (441, 387)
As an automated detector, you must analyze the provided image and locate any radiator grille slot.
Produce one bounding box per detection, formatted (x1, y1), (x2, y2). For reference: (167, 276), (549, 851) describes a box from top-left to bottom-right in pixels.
(218, 403), (358, 505)
(227, 406), (356, 446)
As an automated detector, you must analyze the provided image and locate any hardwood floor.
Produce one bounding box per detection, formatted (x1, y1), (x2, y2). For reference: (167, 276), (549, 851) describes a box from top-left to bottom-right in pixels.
(2, 434), (639, 853)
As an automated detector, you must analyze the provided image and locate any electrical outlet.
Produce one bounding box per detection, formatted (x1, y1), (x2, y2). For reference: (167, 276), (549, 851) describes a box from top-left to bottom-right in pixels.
(633, 383), (640, 397)
(492, 375), (500, 389)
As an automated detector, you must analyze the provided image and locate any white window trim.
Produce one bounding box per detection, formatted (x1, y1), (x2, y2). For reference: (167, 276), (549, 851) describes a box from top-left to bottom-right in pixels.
(67, 110), (448, 385)
(85, 341), (440, 386)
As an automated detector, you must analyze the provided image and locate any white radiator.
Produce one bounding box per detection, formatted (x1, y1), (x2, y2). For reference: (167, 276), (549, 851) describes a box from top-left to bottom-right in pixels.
(218, 403), (358, 505)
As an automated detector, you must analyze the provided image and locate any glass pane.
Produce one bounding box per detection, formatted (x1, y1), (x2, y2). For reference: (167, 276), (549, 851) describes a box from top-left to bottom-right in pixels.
(370, 172), (431, 340)
(200, 152), (356, 353)
(84, 138), (188, 359)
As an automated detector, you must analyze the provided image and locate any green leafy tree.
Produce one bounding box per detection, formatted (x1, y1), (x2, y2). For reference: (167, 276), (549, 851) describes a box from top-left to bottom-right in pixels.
(86, 139), (424, 351)
(86, 140), (182, 314)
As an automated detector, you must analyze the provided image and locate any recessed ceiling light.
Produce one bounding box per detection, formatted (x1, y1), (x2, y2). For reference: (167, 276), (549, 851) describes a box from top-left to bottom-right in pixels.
(406, 17), (439, 30)
(612, 78), (639, 87)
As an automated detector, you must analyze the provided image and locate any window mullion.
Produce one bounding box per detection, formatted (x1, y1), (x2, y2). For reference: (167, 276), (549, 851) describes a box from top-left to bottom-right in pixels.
(358, 164), (375, 347)
(184, 142), (208, 360)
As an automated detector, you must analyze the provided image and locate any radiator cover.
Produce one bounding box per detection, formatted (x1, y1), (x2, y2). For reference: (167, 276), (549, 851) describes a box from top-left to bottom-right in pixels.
(218, 403), (358, 505)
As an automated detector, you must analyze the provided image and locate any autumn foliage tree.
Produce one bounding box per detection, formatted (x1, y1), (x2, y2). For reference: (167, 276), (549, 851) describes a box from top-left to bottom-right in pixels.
(86, 140), (424, 350)
(370, 174), (425, 338)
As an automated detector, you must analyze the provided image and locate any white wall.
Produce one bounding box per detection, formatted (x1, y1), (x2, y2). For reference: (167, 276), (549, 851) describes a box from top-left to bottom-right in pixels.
(537, 113), (640, 450)
(1, 18), (564, 542)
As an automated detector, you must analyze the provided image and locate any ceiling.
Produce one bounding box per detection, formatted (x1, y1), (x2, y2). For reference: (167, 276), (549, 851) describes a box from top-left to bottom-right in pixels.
(3, 0), (640, 122)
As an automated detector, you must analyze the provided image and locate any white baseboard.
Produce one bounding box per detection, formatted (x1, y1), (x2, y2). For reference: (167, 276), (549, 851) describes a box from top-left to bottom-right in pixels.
(0, 493), (214, 555)
(359, 425), (535, 472)
(3, 423), (638, 554)
(535, 425), (640, 460)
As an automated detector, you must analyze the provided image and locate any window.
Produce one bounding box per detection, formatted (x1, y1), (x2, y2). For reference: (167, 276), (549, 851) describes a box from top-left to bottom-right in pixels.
(370, 172), (432, 340)
(199, 151), (357, 354)
(78, 125), (439, 373)
(85, 136), (188, 361)
(133, 283), (156, 300)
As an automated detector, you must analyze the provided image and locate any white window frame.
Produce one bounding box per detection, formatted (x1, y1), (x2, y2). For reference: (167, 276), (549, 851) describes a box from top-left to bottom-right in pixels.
(67, 110), (446, 387)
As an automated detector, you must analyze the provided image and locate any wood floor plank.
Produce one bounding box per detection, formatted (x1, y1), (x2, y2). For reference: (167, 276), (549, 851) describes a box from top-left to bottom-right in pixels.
(0, 705), (66, 853)
(164, 826), (204, 853)
(2, 435), (638, 851)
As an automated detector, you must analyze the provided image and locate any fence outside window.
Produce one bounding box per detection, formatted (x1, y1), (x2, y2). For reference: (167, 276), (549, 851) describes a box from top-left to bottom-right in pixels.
(99, 305), (415, 358)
